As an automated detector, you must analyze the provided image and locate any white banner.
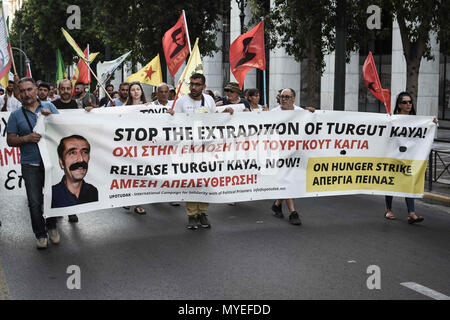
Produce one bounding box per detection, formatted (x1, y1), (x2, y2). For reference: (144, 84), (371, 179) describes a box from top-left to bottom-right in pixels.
(35, 108), (436, 217)
(0, 112), (25, 195)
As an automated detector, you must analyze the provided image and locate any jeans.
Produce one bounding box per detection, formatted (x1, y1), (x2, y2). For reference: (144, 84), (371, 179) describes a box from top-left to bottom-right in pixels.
(21, 164), (57, 239)
(385, 196), (415, 213)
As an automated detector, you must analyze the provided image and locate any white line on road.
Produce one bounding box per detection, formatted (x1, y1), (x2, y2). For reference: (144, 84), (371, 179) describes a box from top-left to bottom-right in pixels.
(401, 282), (450, 300)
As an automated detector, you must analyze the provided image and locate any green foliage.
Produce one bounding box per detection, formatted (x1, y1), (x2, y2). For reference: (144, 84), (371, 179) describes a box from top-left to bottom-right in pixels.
(249, 0), (373, 73)
(9, 0), (228, 81)
(10, 0), (105, 82)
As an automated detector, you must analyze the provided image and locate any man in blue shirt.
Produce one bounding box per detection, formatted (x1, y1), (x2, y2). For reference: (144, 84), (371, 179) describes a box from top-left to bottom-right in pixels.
(7, 77), (60, 250)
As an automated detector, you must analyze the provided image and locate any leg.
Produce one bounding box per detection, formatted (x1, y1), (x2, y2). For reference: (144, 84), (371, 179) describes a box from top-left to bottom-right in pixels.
(21, 164), (47, 239)
(186, 202), (200, 229)
(405, 198), (423, 224)
(384, 196), (395, 219)
(271, 199), (284, 218)
(198, 202), (211, 228)
(285, 199), (295, 213)
(286, 199), (301, 225)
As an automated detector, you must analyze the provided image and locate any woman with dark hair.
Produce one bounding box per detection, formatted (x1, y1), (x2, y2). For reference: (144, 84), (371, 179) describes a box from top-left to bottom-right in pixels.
(125, 82), (147, 105)
(247, 88), (268, 111)
(384, 92), (437, 224)
(123, 82), (147, 214)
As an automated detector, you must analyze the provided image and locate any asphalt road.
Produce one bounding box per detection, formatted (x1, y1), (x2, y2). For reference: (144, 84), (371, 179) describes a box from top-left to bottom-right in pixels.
(0, 194), (449, 300)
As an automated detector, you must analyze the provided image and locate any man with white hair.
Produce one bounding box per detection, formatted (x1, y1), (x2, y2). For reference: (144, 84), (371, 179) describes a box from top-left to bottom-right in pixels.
(153, 83), (173, 107)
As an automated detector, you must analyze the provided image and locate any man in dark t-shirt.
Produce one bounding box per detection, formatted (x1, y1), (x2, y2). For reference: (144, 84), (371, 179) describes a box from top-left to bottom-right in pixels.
(53, 79), (78, 109)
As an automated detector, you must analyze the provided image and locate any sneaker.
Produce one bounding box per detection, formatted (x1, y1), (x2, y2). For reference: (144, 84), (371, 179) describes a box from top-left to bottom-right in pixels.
(170, 202), (180, 206)
(68, 214), (79, 223)
(187, 215), (199, 230)
(271, 201), (284, 218)
(48, 228), (60, 244)
(36, 237), (48, 250)
(198, 213), (211, 228)
(288, 211), (302, 226)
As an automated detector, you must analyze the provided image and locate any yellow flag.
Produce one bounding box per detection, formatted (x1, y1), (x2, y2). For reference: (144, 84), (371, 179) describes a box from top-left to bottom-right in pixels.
(61, 28), (88, 61)
(178, 38), (203, 96)
(0, 73), (8, 89)
(126, 54), (162, 86)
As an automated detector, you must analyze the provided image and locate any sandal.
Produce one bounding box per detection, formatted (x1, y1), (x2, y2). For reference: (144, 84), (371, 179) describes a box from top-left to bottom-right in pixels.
(384, 211), (396, 220)
(134, 206), (146, 215)
(408, 215), (424, 224)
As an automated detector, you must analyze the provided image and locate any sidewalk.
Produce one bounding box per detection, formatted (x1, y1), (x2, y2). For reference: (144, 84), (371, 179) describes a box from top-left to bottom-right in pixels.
(423, 124), (450, 206)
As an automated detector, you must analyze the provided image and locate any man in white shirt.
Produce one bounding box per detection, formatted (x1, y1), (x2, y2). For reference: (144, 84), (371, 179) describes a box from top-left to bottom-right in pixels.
(169, 73), (233, 229)
(0, 80), (21, 112)
(154, 83), (173, 107)
(271, 88), (315, 226)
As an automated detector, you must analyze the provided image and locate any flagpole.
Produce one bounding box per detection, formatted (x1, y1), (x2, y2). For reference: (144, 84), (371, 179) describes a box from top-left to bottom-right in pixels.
(371, 51), (389, 114)
(85, 62), (113, 102)
(171, 37), (198, 110)
(87, 43), (91, 92)
(182, 10), (192, 54)
(2, 4), (17, 76)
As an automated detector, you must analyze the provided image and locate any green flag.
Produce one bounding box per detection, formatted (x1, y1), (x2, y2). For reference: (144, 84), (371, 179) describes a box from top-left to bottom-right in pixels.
(56, 49), (66, 83)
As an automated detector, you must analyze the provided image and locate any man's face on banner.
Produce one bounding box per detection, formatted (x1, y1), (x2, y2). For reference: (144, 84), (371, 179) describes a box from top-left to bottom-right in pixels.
(172, 28), (185, 46)
(59, 137), (91, 183)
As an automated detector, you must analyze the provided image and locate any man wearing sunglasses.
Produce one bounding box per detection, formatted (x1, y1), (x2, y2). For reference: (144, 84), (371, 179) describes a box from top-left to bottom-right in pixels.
(271, 88), (315, 225)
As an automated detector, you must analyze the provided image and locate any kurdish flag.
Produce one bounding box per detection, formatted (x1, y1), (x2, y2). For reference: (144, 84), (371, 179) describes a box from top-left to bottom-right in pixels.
(126, 54), (162, 86)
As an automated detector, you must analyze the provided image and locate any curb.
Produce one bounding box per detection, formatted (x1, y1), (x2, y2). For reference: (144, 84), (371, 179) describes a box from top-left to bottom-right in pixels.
(423, 192), (450, 206)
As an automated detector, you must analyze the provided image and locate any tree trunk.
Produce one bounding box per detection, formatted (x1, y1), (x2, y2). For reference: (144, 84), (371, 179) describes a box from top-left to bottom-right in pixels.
(306, 36), (319, 108)
(405, 57), (421, 106)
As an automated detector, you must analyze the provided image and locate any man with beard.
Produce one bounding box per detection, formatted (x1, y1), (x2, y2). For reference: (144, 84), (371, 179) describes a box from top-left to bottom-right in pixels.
(52, 135), (98, 209)
(107, 83), (129, 107)
(74, 83), (96, 109)
(169, 73), (233, 230)
(52, 80), (78, 109)
(37, 82), (51, 101)
(7, 78), (60, 249)
(98, 84), (114, 107)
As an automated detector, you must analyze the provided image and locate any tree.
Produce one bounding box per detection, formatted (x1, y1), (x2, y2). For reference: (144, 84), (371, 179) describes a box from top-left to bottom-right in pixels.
(249, 0), (371, 108)
(10, 0), (106, 83)
(385, 0), (450, 104)
(96, 0), (228, 79)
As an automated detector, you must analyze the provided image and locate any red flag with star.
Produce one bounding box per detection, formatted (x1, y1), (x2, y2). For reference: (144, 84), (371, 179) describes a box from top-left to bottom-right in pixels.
(126, 54), (162, 86)
(229, 20), (266, 89)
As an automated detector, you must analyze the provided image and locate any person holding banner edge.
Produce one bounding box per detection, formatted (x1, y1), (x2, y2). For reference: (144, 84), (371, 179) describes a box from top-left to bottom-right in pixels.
(6, 77), (60, 249)
(168, 73), (234, 229)
(271, 88), (315, 226)
(384, 92), (438, 224)
(122, 82), (148, 215)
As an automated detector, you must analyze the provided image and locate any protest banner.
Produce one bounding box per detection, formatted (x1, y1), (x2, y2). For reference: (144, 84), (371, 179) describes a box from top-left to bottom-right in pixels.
(0, 112), (25, 195)
(35, 108), (435, 218)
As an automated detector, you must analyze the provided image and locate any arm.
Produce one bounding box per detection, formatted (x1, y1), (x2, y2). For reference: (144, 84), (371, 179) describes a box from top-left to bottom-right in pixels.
(7, 132), (41, 147)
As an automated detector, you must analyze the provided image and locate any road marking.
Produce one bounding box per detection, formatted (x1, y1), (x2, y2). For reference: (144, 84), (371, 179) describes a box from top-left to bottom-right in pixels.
(0, 260), (11, 300)
(401, 282), (450, 300)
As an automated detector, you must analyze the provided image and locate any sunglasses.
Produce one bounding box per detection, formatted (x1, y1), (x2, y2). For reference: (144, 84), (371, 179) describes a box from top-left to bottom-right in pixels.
(400, 100), (412, 105)
(280, 95), (293, 99)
